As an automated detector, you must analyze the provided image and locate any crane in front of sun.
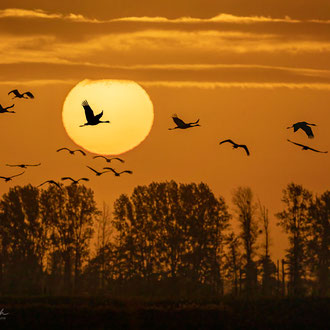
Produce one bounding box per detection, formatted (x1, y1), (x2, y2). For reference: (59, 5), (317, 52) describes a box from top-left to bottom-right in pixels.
(80, 100), (110, 127)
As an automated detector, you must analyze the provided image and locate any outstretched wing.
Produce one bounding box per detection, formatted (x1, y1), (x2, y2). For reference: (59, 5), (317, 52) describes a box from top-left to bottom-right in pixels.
(8, 89), (19, 96)
(190, 119), (200, 125)
(23, 91), (34, 99)
(61, 177), (74, 182)
(120, 170), (133, 175)
(219, 139), (235, 145)
(240, 145), (250, 156)
(287, 139), (305, 147)
(172, 115), (186, 127)
(93, 155), (106, 160)
(10, 171), (25, 179)
(5, 104), (15, 110)
(75, 149), (86, 156)
(82, 100), (95, 122)
(94, 111), (104, 121)
(57, 147), (70, 152)
(78, 178), (89, 182)
(301, 125), (314, 138)
(86, 166), (99, 174)
(103, 167), (116, 174)
(308, 147), (328, 153)
(112, 157), (125, 163)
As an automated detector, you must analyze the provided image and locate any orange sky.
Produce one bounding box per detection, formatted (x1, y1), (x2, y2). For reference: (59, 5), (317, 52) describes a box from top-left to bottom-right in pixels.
(0, 1), (329, 261)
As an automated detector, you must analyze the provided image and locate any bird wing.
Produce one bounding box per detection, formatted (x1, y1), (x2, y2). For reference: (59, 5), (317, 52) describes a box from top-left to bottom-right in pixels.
(75, 149), (86, 156)
(301, 125), (314, 138)
(94, 111), (104, 121)
(93, 155), (105, 160)
(87, 166), (99, 174)
(190, 119), (200, 125)
(57, 147), (69, 152)
(82, 100), (95, 122)
(240, 145), (250, 156)
(23, 92), (34, 99)
(6, 164), (17, 167)
(8, 89), (19, 96)
(219, 139), (235, 145)
(28, 163), (41, 167)
(103, 167), (116, 174)
(120, 170), (133, 174)
(307, 146), (328, 153)
(10, 171), (25, 179)
(78, 178), (89, 181)
(61, 177), (74, 181)
(5, 104), (15, 110)
(172, 115), (186, 127)
(287, 139), (305, 147)
(113, 157), (125, 163)
(0, 176), (8, 180)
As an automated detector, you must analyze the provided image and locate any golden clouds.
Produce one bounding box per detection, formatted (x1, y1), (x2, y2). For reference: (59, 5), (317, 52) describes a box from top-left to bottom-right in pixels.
(1, 8), (330, 88)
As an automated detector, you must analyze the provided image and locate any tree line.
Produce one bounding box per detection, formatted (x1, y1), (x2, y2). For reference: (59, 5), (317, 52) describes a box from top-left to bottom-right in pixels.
(0, 181), (328, 298)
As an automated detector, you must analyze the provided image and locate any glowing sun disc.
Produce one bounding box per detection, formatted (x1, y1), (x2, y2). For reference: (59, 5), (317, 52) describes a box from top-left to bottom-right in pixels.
(62, 79), (154, 155)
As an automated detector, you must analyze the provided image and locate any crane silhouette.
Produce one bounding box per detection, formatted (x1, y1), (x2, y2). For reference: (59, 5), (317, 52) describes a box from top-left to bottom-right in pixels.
(6, 163), (41, 168)
(61, 177), (89, 184)
(57, 148), (86, 156)
(287, 122), (316, 139)
(168, 114), (200, 130)
(287, 139), (328, 153)
(38, 180), (62, 189)
(0, 171), (25, 182)
(0, 104), (15, 113)
(93, 155), (125, 163)
(103, 167), (133, 176)
(8, 89), (34, 99)
(80, 100), (110, 127)
(219, 139), (250, 156)
(86, 166), (111, 176)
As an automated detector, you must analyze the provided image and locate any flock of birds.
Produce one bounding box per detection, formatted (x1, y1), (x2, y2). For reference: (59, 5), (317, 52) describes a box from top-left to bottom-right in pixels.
(168, 114), (328, 155)
(0, 89), (327, 186)
(0, 94), (132, 187)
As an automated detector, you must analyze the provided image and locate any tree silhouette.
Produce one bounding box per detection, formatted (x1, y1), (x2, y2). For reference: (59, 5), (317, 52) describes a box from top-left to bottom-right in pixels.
(0, 185), (46, 294)
(39, 183), (98, 294)
(111, 181), (230, 297)
(307, 191), (329, 296)
(224, 232), (242, 296)
(276, 183), (312, 296)
(232, 187), (259, 296)
(258, 201), (277, 296)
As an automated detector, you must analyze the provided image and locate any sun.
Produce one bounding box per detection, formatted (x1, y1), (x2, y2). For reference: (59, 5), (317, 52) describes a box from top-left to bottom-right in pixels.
(62, 79), (154, 155)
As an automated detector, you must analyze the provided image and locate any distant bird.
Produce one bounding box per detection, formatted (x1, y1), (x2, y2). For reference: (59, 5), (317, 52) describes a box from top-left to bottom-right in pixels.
(93, 155), (125, 163)
(219, 139), (250, 156)
(6, 163), (41, 169)
(0, 104), (15, 113)
(80, 100), (110, 127)
(57, 148), (86, 156)
(287, 122), (316, 139)
(168, 114), (200, 130)
(86, 166), (111, 176)
(0, 171), (25, 182)
(287, 139), (328, 153)
(61, 177), (89, 184)
(8, 89), (34, 99)
(38, 180), (62, 189)
(103, 167), (133, 176)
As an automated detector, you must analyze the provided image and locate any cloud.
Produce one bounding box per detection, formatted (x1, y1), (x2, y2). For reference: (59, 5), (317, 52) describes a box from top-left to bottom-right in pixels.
(0, 8), (99, 23)
(140, 81), (330, 90)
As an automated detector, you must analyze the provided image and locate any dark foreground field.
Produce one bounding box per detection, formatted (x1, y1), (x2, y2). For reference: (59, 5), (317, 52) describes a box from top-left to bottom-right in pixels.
(0, 297), (329, 329)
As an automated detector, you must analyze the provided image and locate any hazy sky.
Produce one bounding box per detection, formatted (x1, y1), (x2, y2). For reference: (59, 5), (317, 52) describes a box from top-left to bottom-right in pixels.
(0, 1), (329, 260)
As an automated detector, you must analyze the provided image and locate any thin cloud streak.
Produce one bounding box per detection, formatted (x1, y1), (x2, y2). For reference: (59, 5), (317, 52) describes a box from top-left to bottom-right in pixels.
(140, 81), (330, 90)
(2, 8), (329, 25)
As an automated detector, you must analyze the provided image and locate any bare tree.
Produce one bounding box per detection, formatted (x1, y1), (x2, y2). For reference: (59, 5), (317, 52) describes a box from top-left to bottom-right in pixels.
(232, 187), (259, 295)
